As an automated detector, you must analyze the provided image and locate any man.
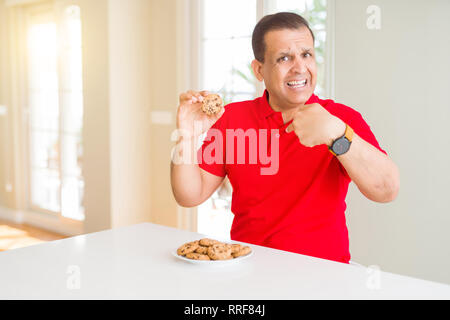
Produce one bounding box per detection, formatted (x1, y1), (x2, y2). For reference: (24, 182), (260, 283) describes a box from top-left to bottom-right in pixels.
(171, 12), (400, 264)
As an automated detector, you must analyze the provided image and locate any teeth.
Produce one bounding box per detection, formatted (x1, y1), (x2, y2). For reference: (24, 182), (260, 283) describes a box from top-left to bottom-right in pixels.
(287, 80), (306, 87)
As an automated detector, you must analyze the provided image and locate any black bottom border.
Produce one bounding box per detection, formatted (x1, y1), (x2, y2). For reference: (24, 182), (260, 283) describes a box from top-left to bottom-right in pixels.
(0, 299), (440, 318)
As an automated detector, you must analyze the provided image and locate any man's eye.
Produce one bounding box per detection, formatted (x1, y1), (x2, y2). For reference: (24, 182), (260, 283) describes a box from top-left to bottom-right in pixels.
(303, 52), (312, 58)
(278, 56), (289, 62)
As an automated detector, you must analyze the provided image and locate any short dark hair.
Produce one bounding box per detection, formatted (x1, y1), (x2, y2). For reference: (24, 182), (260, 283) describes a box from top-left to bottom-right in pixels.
(252, 12), (315, 62)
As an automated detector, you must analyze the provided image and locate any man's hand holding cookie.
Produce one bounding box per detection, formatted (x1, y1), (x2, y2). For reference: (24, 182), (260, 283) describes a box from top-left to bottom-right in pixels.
(176, 90), (224, 141)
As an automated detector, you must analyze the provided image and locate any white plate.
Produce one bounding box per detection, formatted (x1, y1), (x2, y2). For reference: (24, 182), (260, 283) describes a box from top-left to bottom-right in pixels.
(172, 247), (253, 266)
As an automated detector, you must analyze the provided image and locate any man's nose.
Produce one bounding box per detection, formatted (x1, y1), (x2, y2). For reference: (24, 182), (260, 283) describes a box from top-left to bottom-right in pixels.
(291, 54), (307, 74)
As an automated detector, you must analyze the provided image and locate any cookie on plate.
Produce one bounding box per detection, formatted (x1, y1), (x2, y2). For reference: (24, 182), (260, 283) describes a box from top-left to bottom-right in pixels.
(207, 244), (233, 260)
(201, 94), (223, 116)
(199, 238), (220, 247)
(230, 244), (243, 255)
(185, 252), (211, 261)
(177, 241), (199, 256)
(232, 245), (252, 258)
(195, 245), (209, 255)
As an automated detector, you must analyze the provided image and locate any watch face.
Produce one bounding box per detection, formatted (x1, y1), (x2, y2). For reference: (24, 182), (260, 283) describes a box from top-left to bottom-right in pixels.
(332, 138), (351, 155)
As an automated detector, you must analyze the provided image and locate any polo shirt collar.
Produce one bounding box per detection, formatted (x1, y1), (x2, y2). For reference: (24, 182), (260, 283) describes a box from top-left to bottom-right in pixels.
(258, 89), (320, 119)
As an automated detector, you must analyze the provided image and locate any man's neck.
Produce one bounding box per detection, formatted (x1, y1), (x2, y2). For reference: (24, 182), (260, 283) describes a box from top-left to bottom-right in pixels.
(281, 108), (300, 124)
(268, 95), (304, 124)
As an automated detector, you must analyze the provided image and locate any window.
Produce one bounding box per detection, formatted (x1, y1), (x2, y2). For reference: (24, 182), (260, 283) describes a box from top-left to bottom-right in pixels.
(197, 0), (257, 239)
(26, 3), (84, 221)
(196, 0), (330, 238)
(201, 0), (258, 105)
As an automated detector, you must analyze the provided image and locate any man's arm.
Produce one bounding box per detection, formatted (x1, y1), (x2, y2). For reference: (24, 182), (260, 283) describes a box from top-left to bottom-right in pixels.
(170, 137), (225, 207)
(285, 103), (400, 203)
(337, 133), (400, 203)
(170, 90), (226, 207)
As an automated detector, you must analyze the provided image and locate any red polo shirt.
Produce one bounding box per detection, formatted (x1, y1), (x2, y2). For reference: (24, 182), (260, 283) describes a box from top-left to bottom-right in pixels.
(198, 90), (386, 264)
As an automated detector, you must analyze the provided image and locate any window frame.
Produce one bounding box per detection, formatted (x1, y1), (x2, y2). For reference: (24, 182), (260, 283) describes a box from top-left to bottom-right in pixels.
(5, 0), (85, 233)
(25, 0), (84, 220)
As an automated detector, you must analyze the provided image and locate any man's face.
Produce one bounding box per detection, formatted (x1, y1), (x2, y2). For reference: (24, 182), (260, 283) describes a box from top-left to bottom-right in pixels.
(253, 27), (317, 109)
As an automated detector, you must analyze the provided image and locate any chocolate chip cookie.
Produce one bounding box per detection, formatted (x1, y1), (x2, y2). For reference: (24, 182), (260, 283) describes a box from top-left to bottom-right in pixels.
(195, 245), (209, 255)
(199, 238), (220, 247)
(232, 245), (252, 258)
(207, 244), (233, 260)
(177, 241), (199, 256)
(185, 252), (211, 260)
(201, 94), (223, 116)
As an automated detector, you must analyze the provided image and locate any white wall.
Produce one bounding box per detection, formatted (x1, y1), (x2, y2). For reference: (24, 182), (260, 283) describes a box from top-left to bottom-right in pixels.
(78, 0), (112, 233)
(81, 0), (181, 232)
(83, 0), (180, 231)
(147, 0), (181, 229)
(334, 0), (450, 284)
(108, 0), (154, 228)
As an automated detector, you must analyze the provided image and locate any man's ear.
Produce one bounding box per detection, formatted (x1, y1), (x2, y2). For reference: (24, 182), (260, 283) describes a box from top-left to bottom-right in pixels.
(251, 59), (264, 82)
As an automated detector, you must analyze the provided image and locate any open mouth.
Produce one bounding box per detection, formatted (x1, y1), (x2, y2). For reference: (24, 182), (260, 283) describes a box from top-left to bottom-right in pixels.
(286, 79), (307, 89)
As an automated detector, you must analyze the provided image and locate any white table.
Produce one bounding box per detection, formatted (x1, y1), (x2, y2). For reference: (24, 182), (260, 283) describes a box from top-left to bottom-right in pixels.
(0, 222), (449, 299)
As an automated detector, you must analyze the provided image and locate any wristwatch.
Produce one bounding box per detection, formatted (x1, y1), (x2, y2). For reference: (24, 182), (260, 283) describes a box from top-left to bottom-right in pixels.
(329, 124), (354, 156)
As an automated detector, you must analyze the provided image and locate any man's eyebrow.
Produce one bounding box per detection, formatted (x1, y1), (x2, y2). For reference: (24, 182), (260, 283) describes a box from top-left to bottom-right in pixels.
(276, 47), (313, 55)
(277, 51), (291, 56)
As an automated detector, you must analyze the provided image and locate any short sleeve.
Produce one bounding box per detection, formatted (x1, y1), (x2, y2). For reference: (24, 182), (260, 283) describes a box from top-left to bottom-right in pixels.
(326, 100), (387, 155)
(348, 110), (387, 156)
(326, 101), (388, 180)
